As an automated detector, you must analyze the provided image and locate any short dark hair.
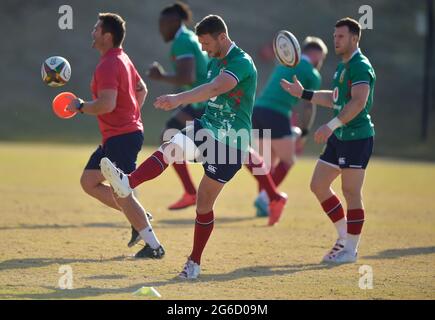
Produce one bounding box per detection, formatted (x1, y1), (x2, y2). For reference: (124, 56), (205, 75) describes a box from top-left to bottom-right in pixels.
(195, 15), (228, 38)
(303, 36), (328, 55)
(161, 1), (193, 25)
(98, 13), (126, 47)
(335, 17), (361, 38)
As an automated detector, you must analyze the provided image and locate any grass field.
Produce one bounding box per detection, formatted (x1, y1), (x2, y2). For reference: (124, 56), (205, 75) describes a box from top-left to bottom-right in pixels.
(0, 142), (434, 300)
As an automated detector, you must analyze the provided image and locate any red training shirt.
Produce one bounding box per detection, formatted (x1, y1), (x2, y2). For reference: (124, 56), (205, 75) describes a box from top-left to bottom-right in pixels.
(91, 47), (143, 144)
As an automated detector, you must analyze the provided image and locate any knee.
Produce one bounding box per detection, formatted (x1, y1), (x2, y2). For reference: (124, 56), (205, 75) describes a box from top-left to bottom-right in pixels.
(281, 156), (295, 168)
(80, 173), (95, 195)
(196, 191), (213, 213)
(342, 185), (361, 200)
(310, 177), (325, 195)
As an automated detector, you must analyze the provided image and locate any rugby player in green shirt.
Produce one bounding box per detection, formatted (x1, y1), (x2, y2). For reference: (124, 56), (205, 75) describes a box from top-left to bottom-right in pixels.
(252, 36), (327, 218)
(146, 2), (209, 211)
(100, 15), (260, 279)
(281, 17), (376, 263)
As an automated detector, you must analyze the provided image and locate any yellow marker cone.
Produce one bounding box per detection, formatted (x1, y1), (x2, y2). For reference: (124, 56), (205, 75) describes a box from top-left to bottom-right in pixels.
(133, 286), (161, 298)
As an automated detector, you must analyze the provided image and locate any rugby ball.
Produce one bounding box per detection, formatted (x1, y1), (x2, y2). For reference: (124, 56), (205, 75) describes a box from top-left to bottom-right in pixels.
(273, 30), (301, 67)
(41, 56), (71, 87)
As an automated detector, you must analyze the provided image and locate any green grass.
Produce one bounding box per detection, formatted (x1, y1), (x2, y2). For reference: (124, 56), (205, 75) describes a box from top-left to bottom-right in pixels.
(0, 142), (434, 299)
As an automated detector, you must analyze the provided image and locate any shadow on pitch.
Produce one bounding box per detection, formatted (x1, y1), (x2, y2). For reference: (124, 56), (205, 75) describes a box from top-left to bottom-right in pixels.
(363, 246), (435, 260)
(198, 262), (339, 283)
(0, 263), (337, 299)
(0, 256), (127, 271)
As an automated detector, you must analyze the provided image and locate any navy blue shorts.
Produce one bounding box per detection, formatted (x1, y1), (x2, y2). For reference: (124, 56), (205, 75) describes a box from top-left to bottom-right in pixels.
(182, 119), (247, 184)
(85, 131), (143, 174)
(252, 107), (292, 139)
(319, 134), (374, 169)
(165, 104), (205, 131)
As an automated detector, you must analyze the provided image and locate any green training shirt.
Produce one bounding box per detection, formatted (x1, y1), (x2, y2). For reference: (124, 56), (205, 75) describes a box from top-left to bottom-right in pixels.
(199, 43), (257, 151)
(255, 56), (321, 117)
(332, 49), (376, 140)
(170, 25), (209, 109)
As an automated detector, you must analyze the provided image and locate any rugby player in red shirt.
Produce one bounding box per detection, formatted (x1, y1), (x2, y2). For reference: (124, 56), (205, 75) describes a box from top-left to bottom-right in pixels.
(67, 13), (164, 259)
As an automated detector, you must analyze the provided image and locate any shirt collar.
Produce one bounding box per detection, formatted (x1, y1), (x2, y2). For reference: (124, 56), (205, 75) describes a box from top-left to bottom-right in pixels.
(175, 24), (186, 39)
(301, 54), (312, 64)
(224, 42), (236, 58)
(346, 48), (361, 63)
(102, 47), (122, 58)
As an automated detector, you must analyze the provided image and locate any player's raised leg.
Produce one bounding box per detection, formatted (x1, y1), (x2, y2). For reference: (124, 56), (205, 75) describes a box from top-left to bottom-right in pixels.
(100, 130), (195, 198)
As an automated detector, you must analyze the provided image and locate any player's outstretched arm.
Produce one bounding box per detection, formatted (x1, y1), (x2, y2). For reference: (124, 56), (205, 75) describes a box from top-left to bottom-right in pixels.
(66, 89), (117, 115)
(154, 72), (237, 111)
(281, 75), (334, 108)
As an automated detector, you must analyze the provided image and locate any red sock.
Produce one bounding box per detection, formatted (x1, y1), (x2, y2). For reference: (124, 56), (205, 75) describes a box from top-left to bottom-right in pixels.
(173, 162), (196, 195)
(190, 210), (214, 265)
(271, 161), (291, 187)
(347, 209), (365, 235)
(128, 151), (168, 188)
(321, 195), (345, 222)
(245, 152), (281, 201)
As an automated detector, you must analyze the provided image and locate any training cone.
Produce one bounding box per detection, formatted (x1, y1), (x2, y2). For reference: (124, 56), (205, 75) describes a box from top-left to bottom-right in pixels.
(133, 286), (161, 298)
(52, 92), (77, 119)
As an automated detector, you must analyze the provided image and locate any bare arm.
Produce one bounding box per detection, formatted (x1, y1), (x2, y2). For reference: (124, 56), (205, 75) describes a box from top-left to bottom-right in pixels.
(147, 58), (196, 87)
(67, 89), (117, 115)
(299, 100), (316, 132)
(280, 75), (334, 108)
(135, 78), (148, 109)
(154, 72), (238, 110)
(314, 83), (370, 144)
(337, 84), (370, 124)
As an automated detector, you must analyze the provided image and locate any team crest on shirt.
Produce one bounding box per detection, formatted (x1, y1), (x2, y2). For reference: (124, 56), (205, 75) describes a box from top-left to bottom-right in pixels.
(339, 69), (346, 83)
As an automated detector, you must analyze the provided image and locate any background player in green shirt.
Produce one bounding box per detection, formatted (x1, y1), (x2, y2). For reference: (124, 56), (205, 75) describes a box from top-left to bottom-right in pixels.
(252, 36), (327, 217)
(100, 15), (258, 279)
(281, 17), (376, 263)
(146, 2), (209, 211)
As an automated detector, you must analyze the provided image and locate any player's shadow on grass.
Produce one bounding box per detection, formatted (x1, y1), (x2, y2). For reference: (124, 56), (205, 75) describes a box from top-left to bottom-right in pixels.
(0, 222), (127, 231)
(0, 256), (126, 271)
(0, 263), (338, 299)
(198, 262), (339, 283)
(363, 246), (435, 260)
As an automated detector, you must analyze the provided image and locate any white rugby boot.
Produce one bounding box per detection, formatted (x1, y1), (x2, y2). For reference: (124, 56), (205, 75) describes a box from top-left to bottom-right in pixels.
(100, 157), (133, 198)
(322, 238), (346, 262)
(178, 258), (201, 280)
